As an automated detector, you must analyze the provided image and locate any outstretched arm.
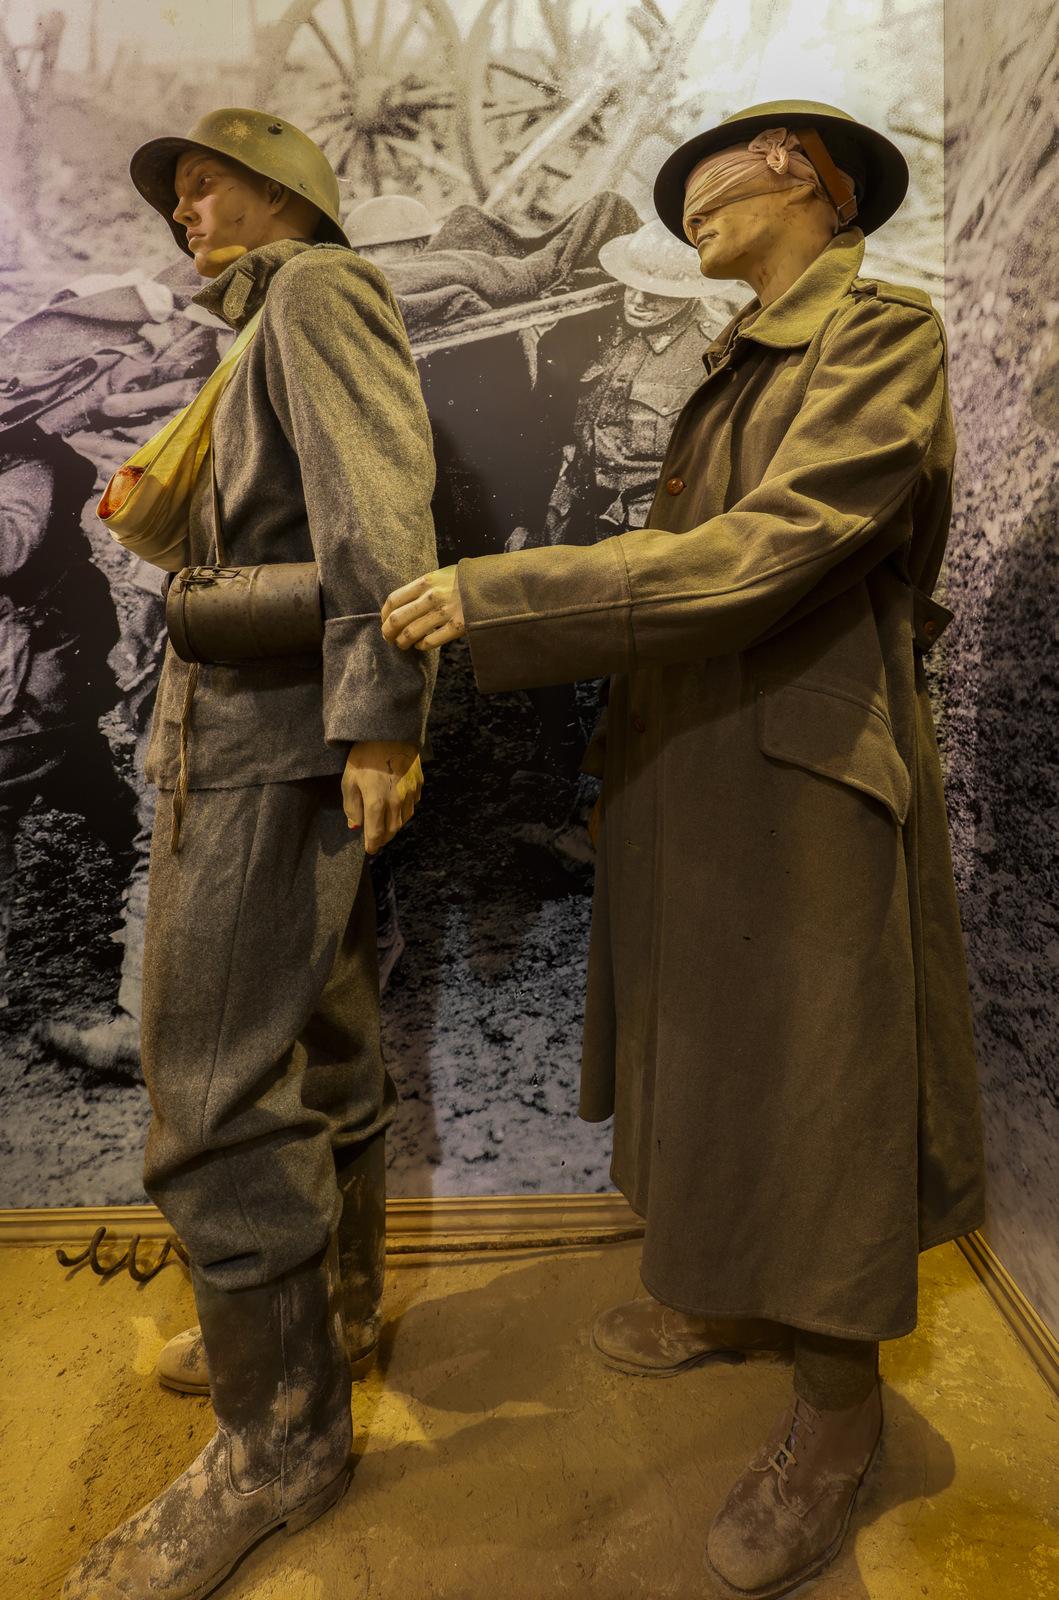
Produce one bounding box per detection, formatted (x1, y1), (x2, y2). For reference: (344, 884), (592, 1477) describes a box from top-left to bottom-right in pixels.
(382, 298), (946, 692)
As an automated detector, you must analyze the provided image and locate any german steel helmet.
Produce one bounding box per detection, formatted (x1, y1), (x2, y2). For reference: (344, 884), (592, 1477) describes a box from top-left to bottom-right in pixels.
(346, 195), (439, 249)
(653, 100), (909, 241)
(599, 220), (720, 299)
(130, 107), (350, 255)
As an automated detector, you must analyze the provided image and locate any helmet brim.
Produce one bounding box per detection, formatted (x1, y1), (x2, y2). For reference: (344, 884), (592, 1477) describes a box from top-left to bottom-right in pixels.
(129, 134), (350, 256)
(654, 110), (909, 241)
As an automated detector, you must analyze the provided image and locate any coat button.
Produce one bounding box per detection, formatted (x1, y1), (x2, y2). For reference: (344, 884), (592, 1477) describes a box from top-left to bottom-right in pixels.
(632, 714), (646, 734)
(665, 476), (685, 495)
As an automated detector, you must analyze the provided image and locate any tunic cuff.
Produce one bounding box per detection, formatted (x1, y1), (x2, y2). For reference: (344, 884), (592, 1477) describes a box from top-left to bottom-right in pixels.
(322, 613), (433, 748)
(460, 541), (632, 692)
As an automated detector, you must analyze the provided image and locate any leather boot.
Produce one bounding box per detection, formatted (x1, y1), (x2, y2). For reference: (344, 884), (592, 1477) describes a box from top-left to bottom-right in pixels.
(63, 1238), (353, 1600)
(592, 1296), (793, 1377)
(157, 1134), (386, 1395)
(705, 1383), (882, 1597)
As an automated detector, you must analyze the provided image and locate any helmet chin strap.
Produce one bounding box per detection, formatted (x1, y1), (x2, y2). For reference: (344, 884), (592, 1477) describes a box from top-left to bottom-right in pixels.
(795, 126), (859, 229)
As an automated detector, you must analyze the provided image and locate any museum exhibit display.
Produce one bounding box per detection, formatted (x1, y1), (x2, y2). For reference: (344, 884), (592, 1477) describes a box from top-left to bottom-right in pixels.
(0, 3), (1055, 1598)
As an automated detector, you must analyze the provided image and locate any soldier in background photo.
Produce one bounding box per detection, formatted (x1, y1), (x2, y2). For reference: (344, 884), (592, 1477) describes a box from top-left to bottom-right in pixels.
(346, 193), (439, 267)
(509, 219), (739, 858)
(0, 396), (131, 1009)
(0, 272), (230, 1062)
(0, 273), (217, 1017)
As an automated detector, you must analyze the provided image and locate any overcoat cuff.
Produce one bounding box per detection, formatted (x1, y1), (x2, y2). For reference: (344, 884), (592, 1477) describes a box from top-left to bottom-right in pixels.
(322, 613), (433, 748)
(459, 543), (632, 692)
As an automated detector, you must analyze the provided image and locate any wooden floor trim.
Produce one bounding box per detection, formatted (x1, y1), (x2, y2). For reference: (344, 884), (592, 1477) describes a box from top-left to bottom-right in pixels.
(955, 1231), (1059, 1396)
(2, 1202), (1054, 1392)
(0, 1194), (643, 1250)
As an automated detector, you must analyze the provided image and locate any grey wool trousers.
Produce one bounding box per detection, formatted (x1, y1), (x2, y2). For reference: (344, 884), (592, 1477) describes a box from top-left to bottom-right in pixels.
(140, 776), (396, 1292)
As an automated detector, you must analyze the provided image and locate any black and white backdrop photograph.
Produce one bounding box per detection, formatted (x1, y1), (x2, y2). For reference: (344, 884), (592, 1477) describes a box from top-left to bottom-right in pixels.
(1, 0), (946, 1205)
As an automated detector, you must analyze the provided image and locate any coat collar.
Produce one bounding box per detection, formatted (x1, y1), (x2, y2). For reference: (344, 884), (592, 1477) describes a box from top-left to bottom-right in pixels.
(191, 238), (317, 330)
(704, 228), (866, 369)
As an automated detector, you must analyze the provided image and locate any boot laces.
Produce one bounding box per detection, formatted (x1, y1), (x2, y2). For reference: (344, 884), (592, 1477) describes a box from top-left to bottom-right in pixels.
(767, 1398), (817, 1484)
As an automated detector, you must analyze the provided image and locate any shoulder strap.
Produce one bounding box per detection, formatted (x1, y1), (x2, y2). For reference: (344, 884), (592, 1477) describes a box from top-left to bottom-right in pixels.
(207, 309), (264, 567)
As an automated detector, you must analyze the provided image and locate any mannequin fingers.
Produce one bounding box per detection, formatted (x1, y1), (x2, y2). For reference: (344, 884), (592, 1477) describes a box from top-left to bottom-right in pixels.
(382, 591), (439, 642)
(382, 574), (433, 624)
(363, 797), (388, 854)
(393, 609), (449, 650)
(342, 775), (365, 833)
(417, 619), (463, 650)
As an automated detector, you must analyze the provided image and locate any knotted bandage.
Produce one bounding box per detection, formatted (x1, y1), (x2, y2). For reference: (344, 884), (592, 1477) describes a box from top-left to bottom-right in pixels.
(682, 127), (856, 239)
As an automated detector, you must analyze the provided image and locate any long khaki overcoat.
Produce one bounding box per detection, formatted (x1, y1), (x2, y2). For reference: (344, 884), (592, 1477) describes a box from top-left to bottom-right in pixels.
(459, 230), (985, 1341)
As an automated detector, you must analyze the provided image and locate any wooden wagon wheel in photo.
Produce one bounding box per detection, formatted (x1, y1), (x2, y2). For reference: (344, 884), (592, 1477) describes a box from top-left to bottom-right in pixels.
(456, 0), (708, 224)
(253, 0), (469, 213)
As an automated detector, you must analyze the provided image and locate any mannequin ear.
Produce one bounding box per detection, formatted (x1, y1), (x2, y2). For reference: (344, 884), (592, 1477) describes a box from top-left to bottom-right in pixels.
(265, 179), (288, 214)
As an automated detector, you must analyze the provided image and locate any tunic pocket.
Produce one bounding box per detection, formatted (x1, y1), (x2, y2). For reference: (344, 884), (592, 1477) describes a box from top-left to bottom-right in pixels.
(756, 680), (911, 827)
(625, 378), (689, 458)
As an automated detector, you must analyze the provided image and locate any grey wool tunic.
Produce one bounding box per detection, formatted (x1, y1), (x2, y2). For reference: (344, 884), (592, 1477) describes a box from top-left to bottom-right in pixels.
(458, 231), (986, 1342)
(144, 239), (437, 791)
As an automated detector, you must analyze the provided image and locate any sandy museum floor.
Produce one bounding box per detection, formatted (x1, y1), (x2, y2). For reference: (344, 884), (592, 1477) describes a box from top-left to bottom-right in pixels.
(0, 1236), (1056, 1600)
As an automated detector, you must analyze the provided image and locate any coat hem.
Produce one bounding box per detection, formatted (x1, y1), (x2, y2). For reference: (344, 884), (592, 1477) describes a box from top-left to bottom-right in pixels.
(614, 1166), (920, 1343)
(637, 1266), (918, 1344)
(918, 1212), (984, 1254)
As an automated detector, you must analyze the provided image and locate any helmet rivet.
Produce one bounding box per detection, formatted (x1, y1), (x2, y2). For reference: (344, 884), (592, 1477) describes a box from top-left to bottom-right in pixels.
(268, 122), (283, 135)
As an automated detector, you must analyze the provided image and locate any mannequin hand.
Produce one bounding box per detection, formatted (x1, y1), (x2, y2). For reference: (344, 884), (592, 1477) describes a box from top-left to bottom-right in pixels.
(342, 741), (423, 854)
(381, 566), (465, 651)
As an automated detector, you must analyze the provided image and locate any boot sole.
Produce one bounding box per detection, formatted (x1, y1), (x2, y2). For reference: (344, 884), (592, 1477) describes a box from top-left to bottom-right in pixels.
(158, 1343), (379, 1397)
(163, 1462), (353, 1600)
(594, 1345), (747, 1378)
(592, 1335), (790, 1380)
(704, 1431), (883, 1599)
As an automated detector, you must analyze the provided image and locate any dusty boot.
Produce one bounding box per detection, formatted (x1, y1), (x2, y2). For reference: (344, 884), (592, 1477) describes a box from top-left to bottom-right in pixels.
(157, 1135), (386, 1394)
(334, 1132), (387, 1373)
(64, 1239), (352, 1600)
(705, 1384), (883, 1598)
(592, 1297), (792, 1377)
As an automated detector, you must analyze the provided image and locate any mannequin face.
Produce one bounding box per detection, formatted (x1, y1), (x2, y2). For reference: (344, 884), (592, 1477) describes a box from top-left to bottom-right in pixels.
(622, 288), (686, 330)
(686, 189), (808, 280)
(172, 148), (319, 277)
(684, 186), (837, 306)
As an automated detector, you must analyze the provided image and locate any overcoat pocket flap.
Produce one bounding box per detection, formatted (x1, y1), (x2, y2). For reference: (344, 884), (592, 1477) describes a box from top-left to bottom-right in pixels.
(757, 682), (911, 826)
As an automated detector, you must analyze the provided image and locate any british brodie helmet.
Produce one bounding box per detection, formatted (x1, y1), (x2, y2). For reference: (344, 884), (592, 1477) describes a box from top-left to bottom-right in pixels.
(130, 107), (350, 255)
(653, 99), (910, 241)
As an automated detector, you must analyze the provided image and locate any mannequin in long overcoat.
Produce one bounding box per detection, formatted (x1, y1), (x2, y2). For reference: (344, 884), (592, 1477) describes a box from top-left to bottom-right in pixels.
(383, 101), (985, 1600)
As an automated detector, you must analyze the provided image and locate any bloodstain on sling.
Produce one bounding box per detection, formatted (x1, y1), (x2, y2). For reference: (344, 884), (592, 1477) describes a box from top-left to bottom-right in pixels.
(98, 464), (145, 519)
